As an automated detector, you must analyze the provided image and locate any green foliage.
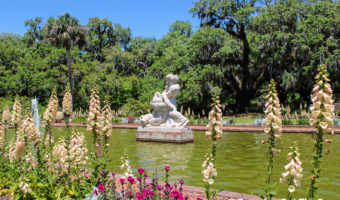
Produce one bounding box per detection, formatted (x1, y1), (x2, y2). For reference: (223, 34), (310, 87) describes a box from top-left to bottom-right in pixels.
(297, 116), (309, 126)
(24, 17), (44, 46)
(120, 99), (150, 117)
(87, 17), (131, 61)
(0, 0), (339, 114)
(169, 20), (193, 37)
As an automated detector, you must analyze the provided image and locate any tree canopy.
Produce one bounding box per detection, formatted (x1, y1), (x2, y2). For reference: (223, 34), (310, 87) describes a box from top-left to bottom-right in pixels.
(0, 0), (339, 115)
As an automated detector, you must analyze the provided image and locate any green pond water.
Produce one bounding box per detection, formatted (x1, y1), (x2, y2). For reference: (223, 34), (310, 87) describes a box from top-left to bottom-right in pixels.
(7, 128), (340, 199)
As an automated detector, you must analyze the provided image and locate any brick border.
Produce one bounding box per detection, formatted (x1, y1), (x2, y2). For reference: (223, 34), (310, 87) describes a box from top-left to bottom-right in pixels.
(112, 173), (276, 200)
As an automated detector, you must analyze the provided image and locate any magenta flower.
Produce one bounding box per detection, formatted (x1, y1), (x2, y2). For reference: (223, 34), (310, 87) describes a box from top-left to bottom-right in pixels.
(93, 189), (98, 195)
(196, 198), (202, 200)
(138, 168), (145, 174)
(136, 192), (143, 200)
(128, 117), (134, 123)
(179, 179), (184, 184)
(165, 166), (170, 172)
(142, 189), (147, 198)
(98, 184), (104, 193)
(128, 176), (136, 184)
(144, 173), (148, 178)
(172, 190), (180, 198)
(148, 190), (154, 198)
(120, 178), (125, 184)
(137, 177), (141, 181)
(157, 184), (161, 190)
(111, 172), (116, 176)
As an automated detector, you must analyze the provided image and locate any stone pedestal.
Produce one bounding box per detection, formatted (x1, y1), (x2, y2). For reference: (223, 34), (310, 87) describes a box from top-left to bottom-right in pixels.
(136, 126), (193, 143)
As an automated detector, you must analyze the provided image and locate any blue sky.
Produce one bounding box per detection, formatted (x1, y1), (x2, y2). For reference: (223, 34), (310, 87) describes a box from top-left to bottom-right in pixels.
(0, 0), (201, 39)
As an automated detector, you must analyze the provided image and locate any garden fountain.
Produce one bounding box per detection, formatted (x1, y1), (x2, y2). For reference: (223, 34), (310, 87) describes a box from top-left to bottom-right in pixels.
(32, 97), (41, 134)
(137, 74), (193, 143)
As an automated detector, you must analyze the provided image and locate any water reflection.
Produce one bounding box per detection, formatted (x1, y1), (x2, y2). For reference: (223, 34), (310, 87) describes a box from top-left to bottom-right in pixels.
(132, 141), (194, 181)
(50, 128), (340, 199)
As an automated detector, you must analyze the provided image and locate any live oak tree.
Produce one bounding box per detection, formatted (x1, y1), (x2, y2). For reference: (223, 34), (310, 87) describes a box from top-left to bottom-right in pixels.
(190, 0), (262, 112)
(190, 0), (340, 112)
(24, 17), (44, 46)
(169, 20), (193, 37)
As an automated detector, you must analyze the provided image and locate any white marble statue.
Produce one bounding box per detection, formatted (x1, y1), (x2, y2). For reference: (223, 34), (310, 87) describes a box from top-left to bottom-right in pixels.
(140, 74), (189, 127)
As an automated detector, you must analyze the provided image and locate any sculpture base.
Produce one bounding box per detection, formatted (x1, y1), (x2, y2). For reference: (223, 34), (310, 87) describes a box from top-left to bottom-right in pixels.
(136, 126), (193, 143)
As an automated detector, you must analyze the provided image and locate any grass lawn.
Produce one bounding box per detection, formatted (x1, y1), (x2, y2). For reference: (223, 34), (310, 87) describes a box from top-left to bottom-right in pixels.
(222, 113), (264, 124)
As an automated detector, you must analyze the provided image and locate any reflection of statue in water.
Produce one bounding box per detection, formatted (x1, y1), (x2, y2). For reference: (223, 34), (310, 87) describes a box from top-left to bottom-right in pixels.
(135, 140), (194, 177)
(141, 74), (189, 127)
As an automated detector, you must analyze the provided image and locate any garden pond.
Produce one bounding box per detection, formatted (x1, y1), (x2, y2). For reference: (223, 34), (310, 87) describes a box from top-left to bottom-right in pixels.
(7, 128), (340, 199)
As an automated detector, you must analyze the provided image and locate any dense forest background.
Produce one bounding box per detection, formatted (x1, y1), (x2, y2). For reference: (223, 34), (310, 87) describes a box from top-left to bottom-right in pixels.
(0, 0), (339, 116)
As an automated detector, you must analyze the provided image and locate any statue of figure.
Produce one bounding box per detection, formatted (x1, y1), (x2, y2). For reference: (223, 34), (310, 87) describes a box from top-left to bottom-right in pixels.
(140, 74), (189, 127)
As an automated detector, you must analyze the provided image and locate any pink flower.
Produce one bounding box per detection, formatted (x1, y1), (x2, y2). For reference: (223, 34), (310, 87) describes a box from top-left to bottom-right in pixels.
(128, 117), (134, 123)
(138, 168), (145, 174)
(98, 184), (104, 193)
(157, 185), (161, 190)
(179, 179), (184, 184)
(165, 166), (170, 172)
(120, 178), (125, 184)
(144, 173), (148, 178)
(128, 176), (135, 184)
(93, 189), (98, 195)
(197, 198), (202, 200)
(148, 190), (154, 198)
(136, 192), (143, 200)
(172, 190), (180, 198)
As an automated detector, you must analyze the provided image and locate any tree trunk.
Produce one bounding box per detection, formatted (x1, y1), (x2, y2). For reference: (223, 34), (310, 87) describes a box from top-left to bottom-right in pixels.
(235, 91), (251, 113)
(66, 47), (73, 110)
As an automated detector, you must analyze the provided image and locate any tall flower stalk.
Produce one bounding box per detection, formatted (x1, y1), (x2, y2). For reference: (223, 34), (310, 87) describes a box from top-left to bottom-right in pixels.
(120, 154), (133, 178)
(202, 95), (222, 200)
(87, 88), (102, 157)
(101, 99), (112, 152)
(2, 106), (11, 128)
(22, 115), (41, 149)
(53, 129), (88, 167)
(62, 85), (73, 187)
(280, 141), (303, 200)
(62, 85), (72, 131)
(263, 79), (282, 200)
(308, 64), (335, 199)
(43, 89), (58, 146)
(12, 95), (22, 137)
(0, 122), (5, 150)
(68, 129), (88, 166)
(8, 132), (25, 163)
(205, 95), (222, 157)
(1, 107), (11, 152)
